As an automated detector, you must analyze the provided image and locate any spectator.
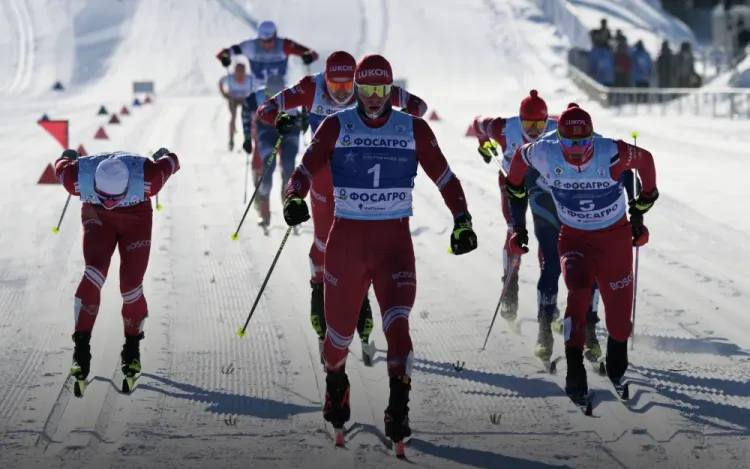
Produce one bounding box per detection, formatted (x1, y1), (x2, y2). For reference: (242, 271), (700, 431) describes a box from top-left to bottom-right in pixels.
(629, 40), (653, 102)
(590, 18), (612, 48)
(613, 41), (631, 87)
(656, 41), (675, 88)
(589, 43), (614, 88)
(675, 41), (695, 87)
(613, 29), (627, 49)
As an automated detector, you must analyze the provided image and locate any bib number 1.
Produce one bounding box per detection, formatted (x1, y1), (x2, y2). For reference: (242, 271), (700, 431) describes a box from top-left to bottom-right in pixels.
(368, 164), (381, 188)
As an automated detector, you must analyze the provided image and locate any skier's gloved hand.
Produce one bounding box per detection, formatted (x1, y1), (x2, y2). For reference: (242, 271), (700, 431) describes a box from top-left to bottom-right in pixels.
(477, 138), (498, 164)
(299, 108), (310, 133)
(275, 112), (297, 135)
(152, 148), (170, 160)
(629, 213), (650, 247)
(301, 51), (315, 65)
(216, 48), (231, 67)
(628, 188), (659, 217)
(61, 149), (79, 161)
(449, 212), (478, 255)
(283, 194), (310, 226)
(242, 137), (253, 154)
(508, 227), (530, 256)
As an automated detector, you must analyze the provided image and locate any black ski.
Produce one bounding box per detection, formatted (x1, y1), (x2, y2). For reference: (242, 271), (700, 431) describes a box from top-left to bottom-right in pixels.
(542, 356), (563, 374)
(568, 391), (594, 416)
(597, 362), (630, 400)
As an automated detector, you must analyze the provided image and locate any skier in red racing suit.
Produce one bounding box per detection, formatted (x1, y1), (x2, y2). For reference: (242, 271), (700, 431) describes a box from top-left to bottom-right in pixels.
(281, 54), (477, 446)
(55, 148), (179, 387)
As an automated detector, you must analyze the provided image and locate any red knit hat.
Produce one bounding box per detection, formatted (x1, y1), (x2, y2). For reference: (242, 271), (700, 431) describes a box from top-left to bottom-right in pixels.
(519, 90), (548, 120)
(325, 51), (356, 81)
(557, 103), (593, 139)
(354, 54), (393, 85)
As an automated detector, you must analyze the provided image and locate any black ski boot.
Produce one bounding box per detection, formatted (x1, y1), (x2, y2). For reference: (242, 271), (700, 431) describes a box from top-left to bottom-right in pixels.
(310, 281), (326, 364)
(605, 336), (628, 383)
(357, 292), (376, 366)
(384, 375), (412, 442)
(70, 331), (91, 397)
(121, 332), (143, 392)
(564, 346), (588, 399)
(323, 368), (351, 428)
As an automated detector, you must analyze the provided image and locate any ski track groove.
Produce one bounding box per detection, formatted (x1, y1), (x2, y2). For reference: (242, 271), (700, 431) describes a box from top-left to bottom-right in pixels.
(6, 0), (34, 94)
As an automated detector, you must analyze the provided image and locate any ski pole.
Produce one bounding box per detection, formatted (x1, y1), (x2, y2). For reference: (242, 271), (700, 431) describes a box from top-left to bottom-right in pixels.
(231, 136), (284, 240)
(52, 194), (71, 234)
(481, 253), (520, 350)
(630, 130), (640, 350)
(237, 226), (293, 337)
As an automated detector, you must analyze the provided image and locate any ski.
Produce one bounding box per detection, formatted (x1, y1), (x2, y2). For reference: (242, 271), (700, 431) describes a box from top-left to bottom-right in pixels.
(121, 374), (139, 393)
(568, 391), (594, 416)
(333, 427), (345, 447)
(394, 439), (406, 458)
(73, 378), (87, 397)
(585, 352), (606, 376)
(597, 362), (631, 400)
(541, 356), (563, 374)
(361, 340), (376, 367)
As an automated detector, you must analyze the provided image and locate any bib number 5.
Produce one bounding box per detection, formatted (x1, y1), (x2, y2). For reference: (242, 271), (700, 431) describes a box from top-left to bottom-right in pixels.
(579, 199), (595, 211)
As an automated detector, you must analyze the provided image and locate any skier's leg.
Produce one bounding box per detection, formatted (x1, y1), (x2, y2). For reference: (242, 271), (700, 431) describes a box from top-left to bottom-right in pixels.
(256, 127), (278, 225)
(71, 207), (118, 378)
(117, 213), (152, 375)
(308, 175), (334, 342)
(585, 282), (602, 359)
(369, 219), (416, 442)
(279, 132), (299, 204)
(531, 199), (560, 359)
(559, 232), (596, 395)
(356, 287), (374, 342)
(228, 99), (239, 150)
(499, 188), (520, 320)
(594, 222), (634, 382)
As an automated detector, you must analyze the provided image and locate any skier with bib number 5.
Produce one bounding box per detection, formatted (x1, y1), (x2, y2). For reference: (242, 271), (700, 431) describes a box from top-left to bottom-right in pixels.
(55, 148), (180, 395)
(504, 103), (658, 404)
(282, 54), (477, 454)
(259, 50), (428, 365)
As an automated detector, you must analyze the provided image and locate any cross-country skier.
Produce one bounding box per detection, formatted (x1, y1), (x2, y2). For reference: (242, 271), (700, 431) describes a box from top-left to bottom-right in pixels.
(216, 20), (319, 91)
(504, 103), (658, 402)
(218, 62), (254, 151)
(471, 91), (601, 361)
(242, 74), (301, 232)
(282, 54), (477, 452)
(54, 148), (180, 394)
(257, 50), (429, 364)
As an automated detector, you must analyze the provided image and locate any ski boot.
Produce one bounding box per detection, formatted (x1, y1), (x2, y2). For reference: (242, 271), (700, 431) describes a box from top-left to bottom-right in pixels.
(310, 281), (327, 365)
(257, 199), (271, 235)
(551, 307), (564, 334)
(534, 314), (554, 364)
(584, 316), (602, 364)
(384, 374), (412, 458)
(323, 367), (351, 446)
(70, 331), (92, 397)
(605, 336), (630, 399)
(357, 294), (376, 367)
(564, 347), (592, 415)
(121, 332), (143, 393)
(500, 273), (519, 323)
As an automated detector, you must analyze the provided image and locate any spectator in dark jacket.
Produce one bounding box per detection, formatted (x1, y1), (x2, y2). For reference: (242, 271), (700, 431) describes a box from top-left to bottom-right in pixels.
(656, 41), (674, 88)
(629, 40), (652, 102)
(590, 18), (612, 48)
(589, 44), (614, 87)
(613, 42), (631, 87)
(675, 42), (695, 87)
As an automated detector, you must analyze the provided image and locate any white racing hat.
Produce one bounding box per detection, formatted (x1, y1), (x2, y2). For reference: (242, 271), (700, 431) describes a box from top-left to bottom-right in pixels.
(258, 21), (277, 40)
(94, 158), (129, 195)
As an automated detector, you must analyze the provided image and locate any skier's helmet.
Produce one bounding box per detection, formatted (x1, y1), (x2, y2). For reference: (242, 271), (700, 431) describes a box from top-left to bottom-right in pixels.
(519, 90), (548, 139)
(94, 158), (130, 210)
(324, 51), (356, 106)
(354, 54), (393, 119)
(258, 21), (277, 40)
(557, 103), (594, 163)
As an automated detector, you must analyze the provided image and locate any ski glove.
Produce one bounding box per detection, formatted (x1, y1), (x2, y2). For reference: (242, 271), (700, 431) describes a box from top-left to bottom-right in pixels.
(449, 212), (478, 255)
(302, 51), (315, 65)
(478, 139), (498, 164)
(61, 149), (79, 161)
(629, 213), (650, 247)
(299, 108), (310, 133)
(283, 194), (310, 226)
(217, 49), (231, 67)
(152, 148), (170, 160)
(508, 227), (530, 256)
(242, 137), (253, 154)
(628, 188), (659, 217)
(275, 112), (297, 135)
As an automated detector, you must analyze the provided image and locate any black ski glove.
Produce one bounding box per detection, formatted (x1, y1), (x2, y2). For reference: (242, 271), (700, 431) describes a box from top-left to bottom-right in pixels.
(299, 108), (310, 133)
(61, 149), (79, 161)
(283, 194), (310, 226)
(152, 148), (170, 160)
(242, 137), (253, 154)
(628, 188), (659, 217)
(302, 51), (315, 65)
(477, 140), (498, 164)
(275, 112), (297, 135)
(217, 49), (231, 67)
(449, 212), (478, 255)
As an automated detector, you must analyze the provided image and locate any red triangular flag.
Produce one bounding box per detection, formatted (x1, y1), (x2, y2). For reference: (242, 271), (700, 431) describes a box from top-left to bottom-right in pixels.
(94, 127), (109, 139)
(428, 110), (440, 121)
(465, 124), (478, 137)
(109, 114), (120, 124)
(120, 105), (130, 115)
(76, 144), (88, 156)
(37, 163), (59, 184)
(38, 119), (69, 149)
(144, 96), (152, 104)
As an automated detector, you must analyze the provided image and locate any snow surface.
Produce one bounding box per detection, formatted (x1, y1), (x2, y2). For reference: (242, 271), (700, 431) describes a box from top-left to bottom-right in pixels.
(0, 0), (749, 468)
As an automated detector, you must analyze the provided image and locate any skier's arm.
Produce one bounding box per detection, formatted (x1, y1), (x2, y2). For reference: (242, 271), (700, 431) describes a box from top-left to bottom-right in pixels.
(612, 140), (656, 194)
(413, 118), (468, 217)
(391, 86), (428, 117)
(53, 158), (80, 196)
(218, 77), (229, 98)
(257, 76), (316, 125)
(505, 144), (533, 228)
(144, 153), (180, 197)
(241, 94), (258, 141)
(282, 39), (319, 62)
(620, 169), (642, 201)
(472, 116), (508, 166)
(285, 115), (339, 199)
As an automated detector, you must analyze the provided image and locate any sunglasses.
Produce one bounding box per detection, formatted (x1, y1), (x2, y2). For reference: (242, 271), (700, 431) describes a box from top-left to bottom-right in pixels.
(521, 120), (546, 131)
(356, 84), (392, 98)
(96, 189), (126, 209)
(327, 80), (353, 93)
(557, 130), (594, 149)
